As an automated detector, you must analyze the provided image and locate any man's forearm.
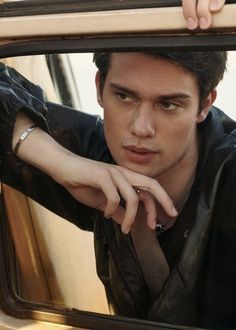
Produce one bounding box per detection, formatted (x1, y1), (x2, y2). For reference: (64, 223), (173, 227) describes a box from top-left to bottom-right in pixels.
(13, 111), (75, 185)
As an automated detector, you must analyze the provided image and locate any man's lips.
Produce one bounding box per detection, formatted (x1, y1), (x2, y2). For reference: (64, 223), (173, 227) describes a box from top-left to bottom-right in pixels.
(125, 145), (156, 153)
(123, 145), (157, 163)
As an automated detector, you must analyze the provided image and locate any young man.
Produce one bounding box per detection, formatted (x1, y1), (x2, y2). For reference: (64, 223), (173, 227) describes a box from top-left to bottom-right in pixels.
(1, 50), (236, 329)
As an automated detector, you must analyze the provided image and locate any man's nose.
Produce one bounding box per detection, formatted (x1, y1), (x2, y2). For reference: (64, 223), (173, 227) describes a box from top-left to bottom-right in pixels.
(130, 105), (155, 138)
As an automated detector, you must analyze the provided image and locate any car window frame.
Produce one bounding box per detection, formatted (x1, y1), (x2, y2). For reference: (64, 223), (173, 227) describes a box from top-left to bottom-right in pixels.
(1, 1), (236, 329)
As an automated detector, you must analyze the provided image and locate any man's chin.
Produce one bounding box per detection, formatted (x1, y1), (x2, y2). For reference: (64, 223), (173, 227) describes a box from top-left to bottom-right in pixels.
(118, 160), (155, 177)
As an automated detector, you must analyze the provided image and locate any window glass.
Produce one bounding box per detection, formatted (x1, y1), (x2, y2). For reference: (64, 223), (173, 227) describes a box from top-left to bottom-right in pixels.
(215, 51), (236, 119)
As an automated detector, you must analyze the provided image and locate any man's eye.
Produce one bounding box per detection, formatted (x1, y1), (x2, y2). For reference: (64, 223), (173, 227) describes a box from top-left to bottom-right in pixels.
(159, 101), (178, 111)
(115, 91), (133, 102)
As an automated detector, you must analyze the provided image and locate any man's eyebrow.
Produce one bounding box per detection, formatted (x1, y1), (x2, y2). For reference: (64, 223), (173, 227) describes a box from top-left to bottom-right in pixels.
(110, 82), (138, 97)
(157, 93), (191, 101)
(110, 82), (192, 101)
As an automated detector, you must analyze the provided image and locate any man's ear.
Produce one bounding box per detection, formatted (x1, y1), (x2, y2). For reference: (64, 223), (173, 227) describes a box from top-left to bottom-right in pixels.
(197, 89), (217, 123)
(95, 71), (103, 107)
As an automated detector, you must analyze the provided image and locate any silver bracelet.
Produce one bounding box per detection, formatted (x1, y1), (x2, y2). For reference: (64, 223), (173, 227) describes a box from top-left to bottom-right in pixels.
(13, 125), (37, 155)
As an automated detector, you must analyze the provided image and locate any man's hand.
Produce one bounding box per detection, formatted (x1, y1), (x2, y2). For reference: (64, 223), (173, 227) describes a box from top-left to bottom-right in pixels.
(182, 0), (226, 30)
(55, 156), (177, 234)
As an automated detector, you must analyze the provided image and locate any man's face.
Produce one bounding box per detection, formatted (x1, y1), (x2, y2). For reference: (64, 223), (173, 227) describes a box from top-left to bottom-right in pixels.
(96, 53), (213, 182)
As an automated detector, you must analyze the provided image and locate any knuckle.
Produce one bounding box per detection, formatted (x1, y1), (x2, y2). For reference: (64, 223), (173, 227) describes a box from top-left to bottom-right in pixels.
(107, 195), (120, 207)
(96, 167), (106, 179)
(109, 166), (121, 177)
(148, 178), (158, 190)
(97, 168), (111, 183)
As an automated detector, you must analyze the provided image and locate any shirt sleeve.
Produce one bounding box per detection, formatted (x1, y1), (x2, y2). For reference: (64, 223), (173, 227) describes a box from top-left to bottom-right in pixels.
(0, 62), (49, 154)
(0, 63), (108, 231)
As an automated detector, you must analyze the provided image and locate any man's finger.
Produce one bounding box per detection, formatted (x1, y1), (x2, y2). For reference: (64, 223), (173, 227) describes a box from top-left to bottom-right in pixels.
(119, 167), (177, 218)
(209, 0), (226, 12)
(109, 168), (139, 234)
(182, 0), (198, 30)
(138, 191), (157, 230)
(110, 205), (126, 226)
(98, 173), (121, 218)
(197, 0), (212, 29)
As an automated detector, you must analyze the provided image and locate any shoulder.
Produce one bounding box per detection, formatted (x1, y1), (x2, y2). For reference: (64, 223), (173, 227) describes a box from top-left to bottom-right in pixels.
(206, 107), (236, 170)
(45, 101), (111, 161)
(45, 101), (103, 130)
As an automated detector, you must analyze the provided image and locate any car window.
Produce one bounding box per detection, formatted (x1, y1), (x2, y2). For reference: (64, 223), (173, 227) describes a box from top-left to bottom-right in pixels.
(1, 49), (236, 330)
(0, 2), (236, 330)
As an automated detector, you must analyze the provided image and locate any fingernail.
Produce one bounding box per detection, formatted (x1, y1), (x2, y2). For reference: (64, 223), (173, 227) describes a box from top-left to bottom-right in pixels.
(171, 206), (178, 217)
(210, 0), (219, 11)
(152, 221), (157, 230)
(199, 17), (209, 29)
(186, 17), (197, 30)
(122, 226), (130, 234)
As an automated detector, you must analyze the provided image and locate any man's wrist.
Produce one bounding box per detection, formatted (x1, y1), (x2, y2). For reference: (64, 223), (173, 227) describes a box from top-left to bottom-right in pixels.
(12, 112), (36, 151)
(13, 125), (37, 155)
